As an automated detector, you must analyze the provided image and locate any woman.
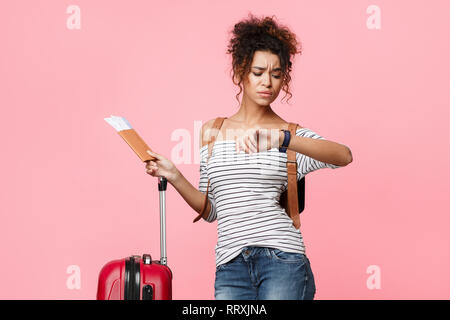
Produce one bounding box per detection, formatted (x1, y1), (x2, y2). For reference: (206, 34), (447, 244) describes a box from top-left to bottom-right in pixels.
(145, 13), (353, 300)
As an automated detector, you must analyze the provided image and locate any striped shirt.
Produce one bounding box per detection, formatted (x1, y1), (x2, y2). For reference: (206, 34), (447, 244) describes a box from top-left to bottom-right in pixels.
(198, 127), (343, 268)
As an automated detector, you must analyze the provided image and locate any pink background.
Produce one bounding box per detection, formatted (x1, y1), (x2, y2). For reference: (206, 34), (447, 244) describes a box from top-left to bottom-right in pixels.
(1, 0), (449, 299)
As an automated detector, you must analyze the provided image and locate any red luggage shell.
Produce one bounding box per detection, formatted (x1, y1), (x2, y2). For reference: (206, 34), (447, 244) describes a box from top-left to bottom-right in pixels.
(97, 255), (172, 300)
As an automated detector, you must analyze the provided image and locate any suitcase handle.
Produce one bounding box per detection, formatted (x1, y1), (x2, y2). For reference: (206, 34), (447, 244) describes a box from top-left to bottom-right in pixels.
(158, 177), (168, 266)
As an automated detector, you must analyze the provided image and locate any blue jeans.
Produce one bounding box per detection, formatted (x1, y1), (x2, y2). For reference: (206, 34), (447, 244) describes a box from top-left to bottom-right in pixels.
(214, 246), (316, 300)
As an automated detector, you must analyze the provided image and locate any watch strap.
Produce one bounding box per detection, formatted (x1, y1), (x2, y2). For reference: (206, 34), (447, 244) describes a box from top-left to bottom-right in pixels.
(279, 129), (291, 153)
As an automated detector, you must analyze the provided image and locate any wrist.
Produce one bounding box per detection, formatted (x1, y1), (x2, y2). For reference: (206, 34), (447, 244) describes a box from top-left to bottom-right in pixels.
(278, 129), (291, 153)
(278, 129), (284, 147)
(168, 168), (182, 185)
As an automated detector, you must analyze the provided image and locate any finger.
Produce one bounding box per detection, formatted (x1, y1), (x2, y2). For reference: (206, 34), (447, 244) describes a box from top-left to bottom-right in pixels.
(243, 137), (250, 153)
(243, 136), (254, 153)
(248, 140), (256, 154)
(239, 139), (245, 153)
(238, 137), (248, 154)
(258, 132), (269, 151)
(248, 135), (258, 152)
(147, 166), (158, 176)
(147, 150), (160, 160)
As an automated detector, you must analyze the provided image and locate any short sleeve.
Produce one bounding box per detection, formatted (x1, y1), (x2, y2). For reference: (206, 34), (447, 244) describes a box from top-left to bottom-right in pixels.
(198, 146), (217, 222)
(295, 128), (343, 179)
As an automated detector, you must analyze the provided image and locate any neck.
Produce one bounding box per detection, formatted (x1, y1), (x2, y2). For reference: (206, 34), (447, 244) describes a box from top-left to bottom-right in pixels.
(233, 94), (276, 126)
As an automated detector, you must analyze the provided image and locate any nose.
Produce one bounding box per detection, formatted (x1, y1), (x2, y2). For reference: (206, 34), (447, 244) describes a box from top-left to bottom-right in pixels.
(261, 73), (271, 87)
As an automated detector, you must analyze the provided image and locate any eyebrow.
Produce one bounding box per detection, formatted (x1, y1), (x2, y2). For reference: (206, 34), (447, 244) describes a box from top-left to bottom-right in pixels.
(252, 66), (283, 72)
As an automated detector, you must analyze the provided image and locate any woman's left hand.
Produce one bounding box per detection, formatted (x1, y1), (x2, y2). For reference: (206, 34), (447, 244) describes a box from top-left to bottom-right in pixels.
(236, 128), (283, 154)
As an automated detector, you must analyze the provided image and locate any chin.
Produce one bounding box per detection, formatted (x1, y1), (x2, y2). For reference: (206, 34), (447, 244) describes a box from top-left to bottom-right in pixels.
(258, 99), (272, 105)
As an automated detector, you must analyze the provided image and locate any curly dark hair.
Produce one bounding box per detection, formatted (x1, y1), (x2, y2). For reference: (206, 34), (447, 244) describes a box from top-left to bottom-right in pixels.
(226, 13), (302, 106)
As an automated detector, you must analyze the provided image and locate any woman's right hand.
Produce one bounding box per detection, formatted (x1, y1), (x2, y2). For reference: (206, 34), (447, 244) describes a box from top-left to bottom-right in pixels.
(145, 150), (180, 184)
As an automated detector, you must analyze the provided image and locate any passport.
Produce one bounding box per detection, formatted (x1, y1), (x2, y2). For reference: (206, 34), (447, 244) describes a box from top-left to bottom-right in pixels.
(104, 115), (156, 162)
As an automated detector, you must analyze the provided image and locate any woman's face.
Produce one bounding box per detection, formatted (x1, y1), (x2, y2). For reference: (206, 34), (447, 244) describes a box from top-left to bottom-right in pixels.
(242, 50), (285, 105)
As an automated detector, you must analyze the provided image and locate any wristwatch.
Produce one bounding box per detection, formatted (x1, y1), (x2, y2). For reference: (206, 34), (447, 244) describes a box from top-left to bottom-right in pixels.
(279, 129), (291, 153)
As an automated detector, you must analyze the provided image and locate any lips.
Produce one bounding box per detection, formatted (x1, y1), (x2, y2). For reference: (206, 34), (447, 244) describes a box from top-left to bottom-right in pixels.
(258, 92), (272, 98)
(257, 91), (272, 95)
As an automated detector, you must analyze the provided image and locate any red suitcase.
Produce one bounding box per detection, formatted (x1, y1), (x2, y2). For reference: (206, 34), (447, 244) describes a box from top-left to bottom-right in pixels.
(96, 177), (173, 300)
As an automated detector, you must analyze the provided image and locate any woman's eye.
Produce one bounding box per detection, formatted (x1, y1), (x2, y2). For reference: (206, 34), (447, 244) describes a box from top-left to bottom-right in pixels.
(253, 72), (281, 79)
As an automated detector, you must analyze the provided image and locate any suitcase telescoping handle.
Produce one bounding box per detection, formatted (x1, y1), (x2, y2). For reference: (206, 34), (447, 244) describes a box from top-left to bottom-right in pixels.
(158, 176), (168, 266)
